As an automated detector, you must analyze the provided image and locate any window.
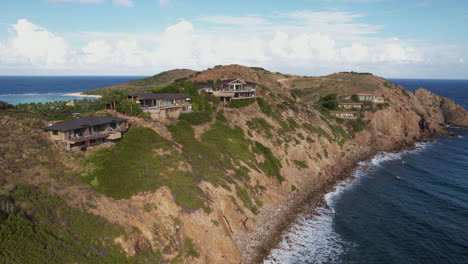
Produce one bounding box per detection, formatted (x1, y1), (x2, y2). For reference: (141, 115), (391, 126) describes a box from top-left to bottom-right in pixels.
(52, 130), (58, 136)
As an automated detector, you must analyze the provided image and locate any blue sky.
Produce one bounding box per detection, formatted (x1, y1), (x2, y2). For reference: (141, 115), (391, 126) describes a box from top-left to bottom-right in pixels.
(0, 0), (467, 78)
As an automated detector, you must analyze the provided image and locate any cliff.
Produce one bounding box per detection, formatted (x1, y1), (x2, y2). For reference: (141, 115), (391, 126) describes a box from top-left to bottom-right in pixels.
(1, 65), (467, 264)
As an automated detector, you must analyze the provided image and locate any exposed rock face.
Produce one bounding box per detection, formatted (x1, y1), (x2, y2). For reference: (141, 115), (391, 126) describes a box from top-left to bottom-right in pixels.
(415, 88), (468, 126)
(2, 66), (467, 264)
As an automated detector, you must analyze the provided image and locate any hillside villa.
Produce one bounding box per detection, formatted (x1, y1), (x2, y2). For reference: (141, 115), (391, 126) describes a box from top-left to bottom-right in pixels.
(330, 111), (358, 119)
(338, 102), (364, 109)
(210, 78), (257, 104)
(356, 94), (384, 103)
(45, 116), (128, 150)
(128, 93), (192, 120)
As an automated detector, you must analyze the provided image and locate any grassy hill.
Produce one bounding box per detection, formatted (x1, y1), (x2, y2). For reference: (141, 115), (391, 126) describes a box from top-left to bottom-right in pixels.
(83, 69), (197, 95)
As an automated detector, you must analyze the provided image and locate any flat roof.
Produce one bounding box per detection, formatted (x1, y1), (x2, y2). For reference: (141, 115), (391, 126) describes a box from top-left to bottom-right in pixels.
(330, 111), (357, 114)
(339, 102), (363, 105)
(44, 116), (128, 132)
(128, 93), (190, 101)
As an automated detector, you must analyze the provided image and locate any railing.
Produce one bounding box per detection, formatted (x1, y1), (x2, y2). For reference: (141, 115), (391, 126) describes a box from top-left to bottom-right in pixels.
(68, 128), (127, 142)
(142, 103), (191, 111)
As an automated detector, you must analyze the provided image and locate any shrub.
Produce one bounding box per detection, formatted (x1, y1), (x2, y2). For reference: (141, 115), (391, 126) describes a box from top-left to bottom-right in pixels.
(236, 186), (259, 215)
(292, 160), (308, 169)
(179, 111), (212, 125)
(254, 142), (284, 182)
(228, 98), (255, 108)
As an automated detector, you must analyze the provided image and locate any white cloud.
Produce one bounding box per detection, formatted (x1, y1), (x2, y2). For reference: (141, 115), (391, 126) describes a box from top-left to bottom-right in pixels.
(6, 19), (68, 66)
(199, 16), (266, 26)
(159, 0), (170, 6)
(0, 14), (465, 78)
(113, 0), (134, 7)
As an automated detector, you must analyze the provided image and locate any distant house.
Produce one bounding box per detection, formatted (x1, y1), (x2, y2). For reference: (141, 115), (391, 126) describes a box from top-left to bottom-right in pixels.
(356, 94), (384, 103)
(128, 93), (192, 120)
(338, 102), (363, 109)
(194, 82), (214, 93)
(44, 116), (128, 150)
(0, 101), (13, 110)
(213, 78), (257, 104)
(330, 111), (358, 119)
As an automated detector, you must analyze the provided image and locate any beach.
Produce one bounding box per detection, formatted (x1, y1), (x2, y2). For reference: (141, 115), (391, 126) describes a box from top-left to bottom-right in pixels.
(61, 92), (102, 98)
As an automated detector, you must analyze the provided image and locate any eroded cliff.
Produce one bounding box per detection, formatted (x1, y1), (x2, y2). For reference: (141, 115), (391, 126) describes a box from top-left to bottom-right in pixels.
(1, 66), (467, 264)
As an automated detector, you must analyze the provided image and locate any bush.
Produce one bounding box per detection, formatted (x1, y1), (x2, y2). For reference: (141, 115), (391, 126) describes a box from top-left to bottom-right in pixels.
(257, 98), (279, 118)
(228, 98), (255, 108)
(179, 111), (212, 125)
(292, 160), (308, 169)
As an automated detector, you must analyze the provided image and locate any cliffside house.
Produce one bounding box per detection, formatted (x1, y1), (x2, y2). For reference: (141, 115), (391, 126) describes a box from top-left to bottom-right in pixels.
(213, 78), (257, 104)
(338, 102), (364, 109)
(194, 82), (214, 93)
(45, 116), (128, 150)
(356, 94), (384, 103)
(330, 111), (358, 119)
(128, 93), (192, 119)
(0, 101), (13, 110)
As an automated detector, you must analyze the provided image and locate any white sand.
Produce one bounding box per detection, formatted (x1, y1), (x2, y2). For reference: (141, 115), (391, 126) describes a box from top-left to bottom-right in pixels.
(61, 92), (102, 98)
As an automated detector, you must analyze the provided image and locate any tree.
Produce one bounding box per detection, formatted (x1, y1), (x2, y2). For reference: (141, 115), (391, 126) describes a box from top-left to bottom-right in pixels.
(101, 90), (125, 110)
(351, 94), (360, 102)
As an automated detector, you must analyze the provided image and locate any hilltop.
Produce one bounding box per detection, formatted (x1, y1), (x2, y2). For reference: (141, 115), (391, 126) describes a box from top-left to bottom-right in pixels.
(1, 65), (468, 264)
(83, 69), (197, 95)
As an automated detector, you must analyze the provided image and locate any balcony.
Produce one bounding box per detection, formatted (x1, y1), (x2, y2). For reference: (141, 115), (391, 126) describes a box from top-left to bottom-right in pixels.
(68, 128), (127, 143)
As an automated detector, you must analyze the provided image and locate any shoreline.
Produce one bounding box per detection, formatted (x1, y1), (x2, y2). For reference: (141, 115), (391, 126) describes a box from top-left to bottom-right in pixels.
(61, 92), (102, 98)
(248, 134), (442, 264)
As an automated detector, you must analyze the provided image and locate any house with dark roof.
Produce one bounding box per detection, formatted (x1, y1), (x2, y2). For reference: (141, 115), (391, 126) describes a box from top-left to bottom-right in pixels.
(0, 101), (13, 110)
(213, 78), (257, 103)
(127, 93), (192, 119)
(44, 116), (128, 150)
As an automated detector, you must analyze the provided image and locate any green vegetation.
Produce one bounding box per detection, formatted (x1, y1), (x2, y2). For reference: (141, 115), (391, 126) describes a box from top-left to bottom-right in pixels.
(347, 117), (369, 133)
(247, 118), (274, 138)
(82, 126), (209, 211)
(8, 99), (104, 120)
(236, 186), (259, 215)
(216, 111), (227, 122)
(292, 160), (308, 169)
(318, 93), (339, 110)
(351, 94), (360, 102)
(383, 81), (396, 88)
(257, 97), (279, 118)
(254, 142), (284, 182)
(291, 185), (299, 192)
(340, 71), (373, 75)
(228, 98), (256, 108)
(0, 185), (151, 264)
(100, 90), (144, 117)
(290, 88), (307, 99)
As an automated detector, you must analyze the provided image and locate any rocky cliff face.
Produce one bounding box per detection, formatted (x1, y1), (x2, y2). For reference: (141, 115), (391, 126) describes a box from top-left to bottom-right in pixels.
(1, 66), (467, 264)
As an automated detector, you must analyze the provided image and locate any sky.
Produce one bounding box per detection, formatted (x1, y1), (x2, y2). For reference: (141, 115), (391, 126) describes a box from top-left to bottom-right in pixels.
(0, 0), (467, 78)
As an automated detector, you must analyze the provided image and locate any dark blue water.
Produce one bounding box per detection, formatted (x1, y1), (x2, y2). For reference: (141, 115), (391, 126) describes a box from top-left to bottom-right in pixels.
(0, 76), (146, 105)
(266, 79), (468, 264)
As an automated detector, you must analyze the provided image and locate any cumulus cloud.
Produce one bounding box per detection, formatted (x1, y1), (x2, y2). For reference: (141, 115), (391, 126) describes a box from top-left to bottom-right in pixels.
(6, 19), (68, 66)
(159, 0), (170, 6)
(0, 14), (464, 77)
(113, 0), (134, 7)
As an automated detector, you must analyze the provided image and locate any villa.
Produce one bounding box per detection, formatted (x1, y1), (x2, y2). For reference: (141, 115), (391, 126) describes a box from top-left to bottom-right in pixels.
(338, 102), (364, 109)
(128, 93), (192, 119)
(213, 78), (257, 104)
(330, 111), (358, 119)
(45, 116), (128, 150)
(356, 94), (384, 103)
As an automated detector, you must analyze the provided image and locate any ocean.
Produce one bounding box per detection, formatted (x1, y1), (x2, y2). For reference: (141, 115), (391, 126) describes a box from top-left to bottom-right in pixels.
(0, 76), (146, 105)
(265, 79), (468, 264)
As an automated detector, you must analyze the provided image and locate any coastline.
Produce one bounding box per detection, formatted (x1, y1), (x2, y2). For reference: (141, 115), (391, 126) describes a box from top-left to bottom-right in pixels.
(248, 134), (443, 264)
(61, 92), (102, 98)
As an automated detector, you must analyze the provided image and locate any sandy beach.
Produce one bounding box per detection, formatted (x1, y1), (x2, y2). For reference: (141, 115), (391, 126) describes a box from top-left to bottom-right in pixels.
(61, 92), (102, 98)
